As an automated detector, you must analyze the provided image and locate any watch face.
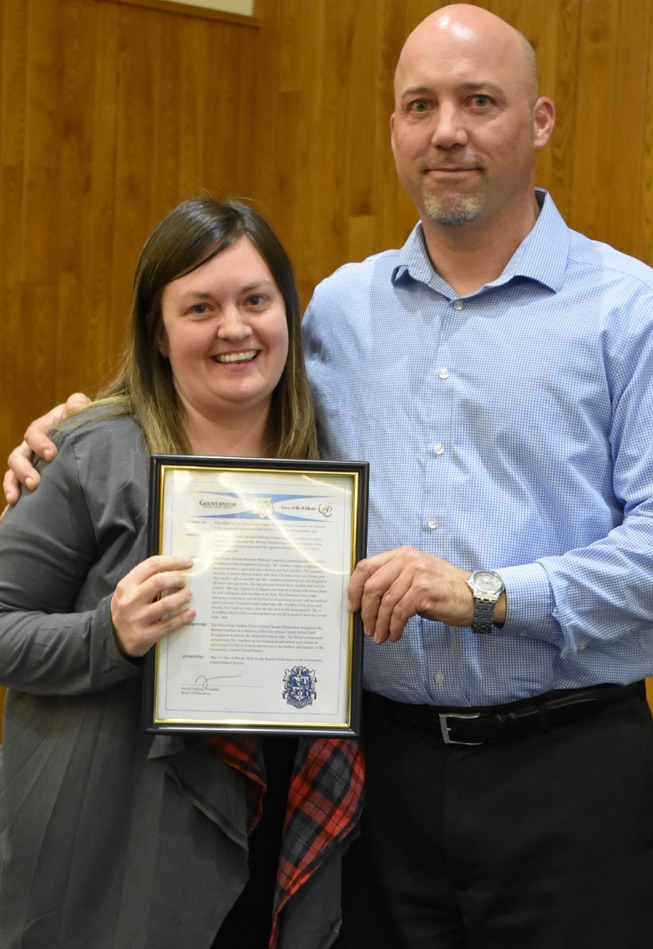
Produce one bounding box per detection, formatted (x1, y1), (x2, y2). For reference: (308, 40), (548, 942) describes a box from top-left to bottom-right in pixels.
(471, 571), (504, 595)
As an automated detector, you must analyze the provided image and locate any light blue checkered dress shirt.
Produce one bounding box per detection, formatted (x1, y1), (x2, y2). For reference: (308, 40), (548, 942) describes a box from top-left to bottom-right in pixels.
(303, 190), (653, 706)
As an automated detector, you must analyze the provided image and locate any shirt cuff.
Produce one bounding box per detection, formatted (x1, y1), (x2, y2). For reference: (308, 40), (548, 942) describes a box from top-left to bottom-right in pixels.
(495, 562), (562, 645)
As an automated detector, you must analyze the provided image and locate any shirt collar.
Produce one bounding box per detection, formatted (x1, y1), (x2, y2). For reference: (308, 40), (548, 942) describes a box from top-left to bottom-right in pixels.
(392, 189), (570, 296)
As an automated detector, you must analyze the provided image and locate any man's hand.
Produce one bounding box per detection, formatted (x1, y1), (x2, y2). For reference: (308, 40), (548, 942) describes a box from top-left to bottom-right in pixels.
(110, 555), (196, 657)
(3, 392), (91, 506)
(348, 546), (502, 644)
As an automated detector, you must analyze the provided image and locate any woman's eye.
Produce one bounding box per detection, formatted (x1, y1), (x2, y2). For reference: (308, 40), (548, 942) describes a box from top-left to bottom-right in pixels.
(190, 303), (208, 314)
(248, 294), (265, 307)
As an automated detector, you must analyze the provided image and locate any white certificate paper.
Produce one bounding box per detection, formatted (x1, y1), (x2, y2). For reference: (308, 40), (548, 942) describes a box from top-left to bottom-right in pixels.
(144, 457), (368, 735)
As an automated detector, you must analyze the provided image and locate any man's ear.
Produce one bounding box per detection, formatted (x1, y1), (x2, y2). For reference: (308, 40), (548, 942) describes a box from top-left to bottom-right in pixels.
(533, 96), (555, 150)
(390, 112), (397, 159)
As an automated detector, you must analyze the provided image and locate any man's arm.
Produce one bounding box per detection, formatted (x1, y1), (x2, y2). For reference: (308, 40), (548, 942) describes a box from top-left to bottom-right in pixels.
(3, 392), (90, 506)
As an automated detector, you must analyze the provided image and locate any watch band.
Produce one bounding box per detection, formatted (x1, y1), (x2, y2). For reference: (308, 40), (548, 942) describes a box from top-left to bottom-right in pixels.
(472, 596), (496, 635)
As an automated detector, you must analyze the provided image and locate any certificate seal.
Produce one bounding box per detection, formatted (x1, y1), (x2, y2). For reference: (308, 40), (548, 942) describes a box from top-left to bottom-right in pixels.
(283, 666), (317, 709)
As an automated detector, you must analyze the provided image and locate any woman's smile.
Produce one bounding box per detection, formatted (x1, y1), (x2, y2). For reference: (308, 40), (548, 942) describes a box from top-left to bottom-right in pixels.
(213, 349), (259, 364)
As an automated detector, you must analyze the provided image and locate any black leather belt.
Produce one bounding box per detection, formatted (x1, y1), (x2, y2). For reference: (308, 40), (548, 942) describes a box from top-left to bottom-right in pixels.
(370, 682), (645, 746)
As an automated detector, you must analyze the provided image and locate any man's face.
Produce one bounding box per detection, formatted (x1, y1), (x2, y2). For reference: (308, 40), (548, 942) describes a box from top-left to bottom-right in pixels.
(390, 12), (551, 233)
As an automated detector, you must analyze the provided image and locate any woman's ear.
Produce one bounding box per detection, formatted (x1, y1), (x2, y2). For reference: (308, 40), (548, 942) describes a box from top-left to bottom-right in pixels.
(157, 328), (169, 358)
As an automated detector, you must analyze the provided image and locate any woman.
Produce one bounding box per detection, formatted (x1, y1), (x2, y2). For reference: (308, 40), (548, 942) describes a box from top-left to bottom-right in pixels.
(0, 198), (363, 949)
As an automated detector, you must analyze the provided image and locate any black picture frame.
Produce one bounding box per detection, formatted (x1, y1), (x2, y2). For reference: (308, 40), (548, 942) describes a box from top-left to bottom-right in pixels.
(142, 455), (368, 736)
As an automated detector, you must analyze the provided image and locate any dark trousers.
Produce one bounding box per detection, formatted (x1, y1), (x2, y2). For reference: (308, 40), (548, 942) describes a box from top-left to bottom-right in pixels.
(335, 688), (653, 949)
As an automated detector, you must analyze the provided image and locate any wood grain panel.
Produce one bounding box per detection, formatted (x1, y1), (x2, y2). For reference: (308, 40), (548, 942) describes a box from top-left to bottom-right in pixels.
(1, 0), (653, 724)
(4, 0), (653, 438)
(0, 0), (261, 457)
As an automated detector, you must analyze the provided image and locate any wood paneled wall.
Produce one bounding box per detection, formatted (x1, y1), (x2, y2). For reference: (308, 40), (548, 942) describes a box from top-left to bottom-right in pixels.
(3, 0), (653, 446)
(1, 0), (653, 727)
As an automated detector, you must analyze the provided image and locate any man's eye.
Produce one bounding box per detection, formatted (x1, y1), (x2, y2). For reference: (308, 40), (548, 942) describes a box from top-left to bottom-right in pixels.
(472, 95), (492, 107)
(409, 100), (429, 113)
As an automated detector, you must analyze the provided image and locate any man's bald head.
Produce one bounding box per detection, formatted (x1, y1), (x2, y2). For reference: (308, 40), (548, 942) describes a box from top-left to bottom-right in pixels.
(396, 4), (539, 111)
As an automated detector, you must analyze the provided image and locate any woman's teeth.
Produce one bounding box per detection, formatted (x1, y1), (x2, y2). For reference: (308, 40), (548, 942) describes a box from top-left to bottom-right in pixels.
(215, 351), (256, 363)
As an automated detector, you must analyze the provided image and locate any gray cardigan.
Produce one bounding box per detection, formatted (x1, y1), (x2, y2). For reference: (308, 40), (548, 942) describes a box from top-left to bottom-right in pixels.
(0, 413), (346, 949)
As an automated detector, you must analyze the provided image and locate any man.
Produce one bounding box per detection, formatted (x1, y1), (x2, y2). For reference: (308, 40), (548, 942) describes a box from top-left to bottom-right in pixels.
(5, 6), (653, 947)
(302, 5), (653, 948)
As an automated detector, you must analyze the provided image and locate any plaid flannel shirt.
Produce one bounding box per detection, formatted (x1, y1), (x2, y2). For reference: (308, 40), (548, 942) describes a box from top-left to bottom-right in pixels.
(211, 735), (364, 948)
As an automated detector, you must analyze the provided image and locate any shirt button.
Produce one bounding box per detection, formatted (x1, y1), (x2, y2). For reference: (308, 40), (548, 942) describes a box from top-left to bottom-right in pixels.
(438, 367), (449, 380)
(434, 443), (445, 456)
(453, 300), (464, 311)
(427, 518), (439, 530)
(435, 672), (445, 683)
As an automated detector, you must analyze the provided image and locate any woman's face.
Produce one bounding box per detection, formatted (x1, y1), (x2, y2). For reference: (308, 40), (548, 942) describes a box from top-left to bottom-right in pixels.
(158, 236), (289, 429)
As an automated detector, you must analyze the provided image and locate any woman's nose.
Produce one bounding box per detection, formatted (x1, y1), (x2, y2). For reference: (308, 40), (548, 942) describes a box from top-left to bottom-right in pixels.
(216, 306), (251, 340)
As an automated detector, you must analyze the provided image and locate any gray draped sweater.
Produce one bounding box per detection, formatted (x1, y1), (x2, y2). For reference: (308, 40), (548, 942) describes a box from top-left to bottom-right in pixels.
(0, 413), (345, 949)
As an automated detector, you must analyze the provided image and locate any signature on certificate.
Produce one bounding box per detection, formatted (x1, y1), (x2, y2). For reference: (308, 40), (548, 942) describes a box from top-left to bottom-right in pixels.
(195, 673), (243, 690)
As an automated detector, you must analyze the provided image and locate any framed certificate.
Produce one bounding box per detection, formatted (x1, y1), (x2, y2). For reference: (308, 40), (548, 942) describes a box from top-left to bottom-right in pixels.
(143, 455), (369, 736)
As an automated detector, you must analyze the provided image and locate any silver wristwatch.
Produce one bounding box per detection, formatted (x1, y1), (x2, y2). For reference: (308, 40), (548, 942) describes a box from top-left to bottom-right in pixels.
(466, 570), (505, 635)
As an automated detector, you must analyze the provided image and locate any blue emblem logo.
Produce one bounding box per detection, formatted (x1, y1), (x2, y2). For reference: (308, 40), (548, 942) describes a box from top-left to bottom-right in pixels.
(283, 666), (317, 709)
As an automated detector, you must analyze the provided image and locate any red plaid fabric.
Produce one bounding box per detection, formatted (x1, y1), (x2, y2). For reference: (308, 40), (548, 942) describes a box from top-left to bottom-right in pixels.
(209, 734), (364, 949)
(210, 736), (267, 832)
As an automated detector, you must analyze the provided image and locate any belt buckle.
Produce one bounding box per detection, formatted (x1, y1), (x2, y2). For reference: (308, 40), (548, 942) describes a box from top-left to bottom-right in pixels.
(439, 711), (483, 746)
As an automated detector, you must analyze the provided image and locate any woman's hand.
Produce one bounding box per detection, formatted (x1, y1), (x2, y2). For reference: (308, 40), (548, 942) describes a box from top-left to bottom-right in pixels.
(110, 555), (196, 657)
(3, 392), (91, 507)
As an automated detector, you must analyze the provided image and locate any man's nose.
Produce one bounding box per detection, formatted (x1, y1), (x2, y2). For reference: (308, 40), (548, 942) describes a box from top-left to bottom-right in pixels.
(431, 102), (468, 148)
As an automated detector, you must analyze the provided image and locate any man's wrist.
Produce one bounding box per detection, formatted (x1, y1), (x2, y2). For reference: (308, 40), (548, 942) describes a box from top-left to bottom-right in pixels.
(494, 591), (507, 626)
(466, 570), (506, 634)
